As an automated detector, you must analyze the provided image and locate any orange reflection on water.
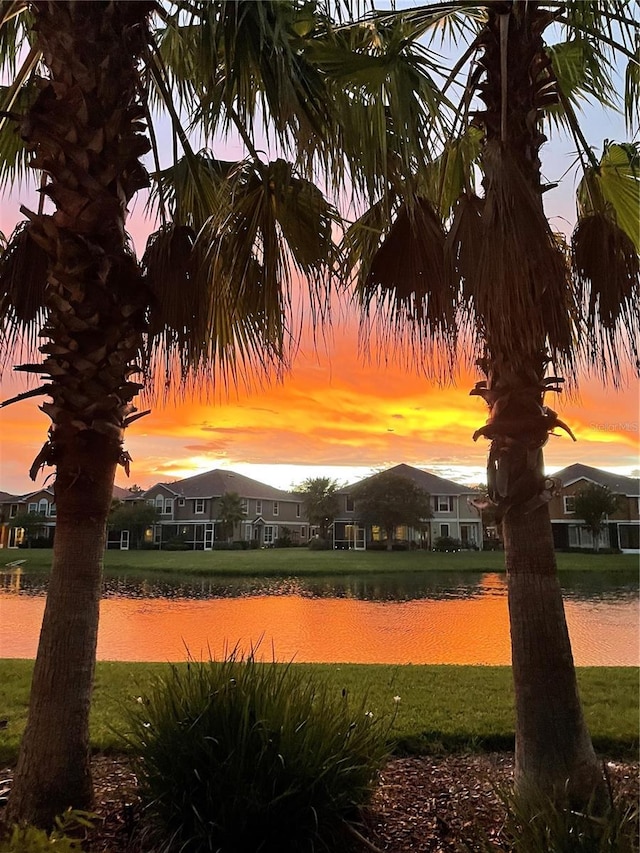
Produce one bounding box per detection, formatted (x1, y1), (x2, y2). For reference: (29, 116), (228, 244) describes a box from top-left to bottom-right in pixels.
(1, 573), (637, 665)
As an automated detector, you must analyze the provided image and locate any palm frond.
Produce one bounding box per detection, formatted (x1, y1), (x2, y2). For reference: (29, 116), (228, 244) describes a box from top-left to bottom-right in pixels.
(546, 38), (618, 133)
(624, 34), (640, 131)
(0, 48), (41, 189)
(572, 212), (639, 380)
(355, 196), (458, 376)
(0, 1), (31, 78)
(459, 143), (576, 374)
(577, 141), (640, 251)
(0, 220), (48, 360)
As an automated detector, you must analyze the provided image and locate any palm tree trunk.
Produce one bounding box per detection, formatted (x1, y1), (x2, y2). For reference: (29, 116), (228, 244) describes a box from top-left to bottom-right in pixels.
(6, 1), (153, 826)
(6, 430), (119, 824)
(474, 1), (603, 804)
(503, 501), (603, 802)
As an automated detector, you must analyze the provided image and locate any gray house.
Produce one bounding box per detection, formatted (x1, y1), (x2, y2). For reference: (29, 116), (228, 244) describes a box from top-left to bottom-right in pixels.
(333, 463), (483, 550)
(130, 468), (309, 550)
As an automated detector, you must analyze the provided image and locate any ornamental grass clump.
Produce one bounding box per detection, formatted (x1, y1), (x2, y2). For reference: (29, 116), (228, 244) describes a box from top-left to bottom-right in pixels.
(124, 651), (390, 852)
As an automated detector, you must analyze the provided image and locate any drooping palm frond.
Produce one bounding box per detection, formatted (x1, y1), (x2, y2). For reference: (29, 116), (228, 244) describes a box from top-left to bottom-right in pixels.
(0, 49), (41, 189)
(353, 196), (458, 375)
(0, 220), (48, 359)
(456, 143), (577, 376)
(577, 141), (640, 251)
(143, 153), (340, 394)
(572, 142), (640, 379)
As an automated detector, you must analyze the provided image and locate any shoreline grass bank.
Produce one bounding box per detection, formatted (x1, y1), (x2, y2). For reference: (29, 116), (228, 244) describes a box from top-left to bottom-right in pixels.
(1, 661), (637, 765)
(2, 548), (637, 577)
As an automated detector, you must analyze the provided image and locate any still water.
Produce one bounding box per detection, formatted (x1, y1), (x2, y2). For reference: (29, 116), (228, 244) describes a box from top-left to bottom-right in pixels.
(0, 570), (637, 666)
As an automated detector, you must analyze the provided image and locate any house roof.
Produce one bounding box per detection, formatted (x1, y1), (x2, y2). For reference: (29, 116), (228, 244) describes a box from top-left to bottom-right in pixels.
(0, 491), (21, 503)
(113, 484), (136, 500)
(342, 463), (476, 496)
(145, 468), (297, 501)
(550, 463), (639, 496)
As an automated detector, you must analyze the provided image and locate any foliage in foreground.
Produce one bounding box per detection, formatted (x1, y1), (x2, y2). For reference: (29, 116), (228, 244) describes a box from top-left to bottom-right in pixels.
(123, 652), (390, 852)
(473, 778), (639, 853)
(0, 810), (94, 852)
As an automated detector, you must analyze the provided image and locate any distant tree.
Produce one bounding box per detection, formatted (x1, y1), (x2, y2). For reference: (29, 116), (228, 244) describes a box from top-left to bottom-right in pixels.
(574, 485), (620, 553)
(294, 477), (341, 540)
(351, 473), (432, 551)
(218, 493), (246, 543)
(108, 502), (159, 550)
(128, 484), (145, 495)
(12, 512), (48, 548)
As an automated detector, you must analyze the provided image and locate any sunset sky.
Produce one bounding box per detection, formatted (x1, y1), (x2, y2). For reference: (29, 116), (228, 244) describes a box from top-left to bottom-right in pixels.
(0, 57), (638, 497)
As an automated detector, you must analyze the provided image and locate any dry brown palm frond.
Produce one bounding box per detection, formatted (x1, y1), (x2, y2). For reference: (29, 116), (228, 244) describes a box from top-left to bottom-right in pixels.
(572, 211), (640, 380)
(0, 219), (48, 360)
(461, 142), (576, 377)
(356, 196), (458, 374)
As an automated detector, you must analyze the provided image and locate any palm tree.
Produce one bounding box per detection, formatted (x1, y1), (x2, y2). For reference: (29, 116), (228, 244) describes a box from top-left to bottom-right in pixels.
(0, 0), (446, 826)
(346, 1), (639, 804)
(217, 491), (246, 543)
(294, 476), (341, 541)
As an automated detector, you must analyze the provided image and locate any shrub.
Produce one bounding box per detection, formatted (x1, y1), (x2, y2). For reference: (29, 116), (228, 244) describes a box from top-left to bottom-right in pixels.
(433, 535), (461, 552)
(308, 536), (332, 550)
(123, 652), (390, 852)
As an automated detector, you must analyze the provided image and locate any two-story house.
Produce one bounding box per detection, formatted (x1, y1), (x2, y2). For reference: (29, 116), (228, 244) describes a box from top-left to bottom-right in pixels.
(0, 487), (57, 548)
(138, 468), (309, 550)
(333, 463), (483, 550)
(548, 463), (639, 553)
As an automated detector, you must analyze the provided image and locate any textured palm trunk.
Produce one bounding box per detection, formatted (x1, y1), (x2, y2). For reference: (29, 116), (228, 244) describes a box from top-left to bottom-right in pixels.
(6, 1), (153, 826)
(474, 2), (603, 803)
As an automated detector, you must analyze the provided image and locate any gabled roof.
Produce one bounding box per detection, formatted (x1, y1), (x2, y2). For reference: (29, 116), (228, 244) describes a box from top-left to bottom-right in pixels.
(145, 468), (297, 501)
(113, 484), (136, 500)
(342, 463), (476, 496)
(550, 463), (639, 496)
(0, 491), (20, 503)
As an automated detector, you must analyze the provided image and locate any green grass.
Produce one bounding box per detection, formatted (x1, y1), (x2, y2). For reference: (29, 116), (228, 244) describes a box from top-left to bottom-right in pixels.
(0, 661), (637, 765)
(3, 548), (637, 577)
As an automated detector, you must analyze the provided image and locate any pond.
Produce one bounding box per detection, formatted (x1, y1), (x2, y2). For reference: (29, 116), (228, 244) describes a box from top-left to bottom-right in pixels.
(0, 570), (637, 666)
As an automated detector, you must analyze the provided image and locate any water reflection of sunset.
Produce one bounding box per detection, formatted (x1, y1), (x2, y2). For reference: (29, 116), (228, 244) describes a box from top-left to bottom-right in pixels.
(1, 574), (637, 666)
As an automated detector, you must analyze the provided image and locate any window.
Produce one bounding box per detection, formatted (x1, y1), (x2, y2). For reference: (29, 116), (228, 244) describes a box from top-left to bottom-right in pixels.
(9, 504), (18, 519)
(301, 527), (307, 538)
(346, 495), (354, 512)
(28, 502), (37, 514)
(296, 503), (301, 518)
(155, 495), (164, 511)
(178, 498), (185, 507)
(194, 499), (205, 514)
(563, 495), (576, 513)
(264, 525), (276, 545)
(241, 498), (248, 515)
(273, 501), (279, 516)
(437, 496), (454, 512)
(256, 500), (263, 515)
(163, 498), (174, 515)
(38, 499), (48, 516)
(49, 504), (56, 517)
(440, 523), (450, 538)
(568, 525), (579, 547)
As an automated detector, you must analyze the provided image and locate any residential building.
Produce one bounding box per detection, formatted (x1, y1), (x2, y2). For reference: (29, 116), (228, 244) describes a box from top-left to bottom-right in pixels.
(333, 463), (483, 550)
(122, 468), (308, 550)
(549, 463), (639, 553)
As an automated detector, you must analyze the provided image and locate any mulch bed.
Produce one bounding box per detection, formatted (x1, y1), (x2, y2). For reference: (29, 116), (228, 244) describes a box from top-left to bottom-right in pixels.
(1, 754), (638, 852)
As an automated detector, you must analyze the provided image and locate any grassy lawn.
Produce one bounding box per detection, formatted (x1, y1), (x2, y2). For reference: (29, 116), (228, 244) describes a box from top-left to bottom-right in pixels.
(2, 547), (637, 577)
(0, 661), (637, 765)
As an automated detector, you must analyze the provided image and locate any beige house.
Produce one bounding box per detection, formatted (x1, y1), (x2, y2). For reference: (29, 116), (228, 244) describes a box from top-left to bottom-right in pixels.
(549, 463), (639, 553)
(333, 463), (483, 550)
(126, 468), (309, 551)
